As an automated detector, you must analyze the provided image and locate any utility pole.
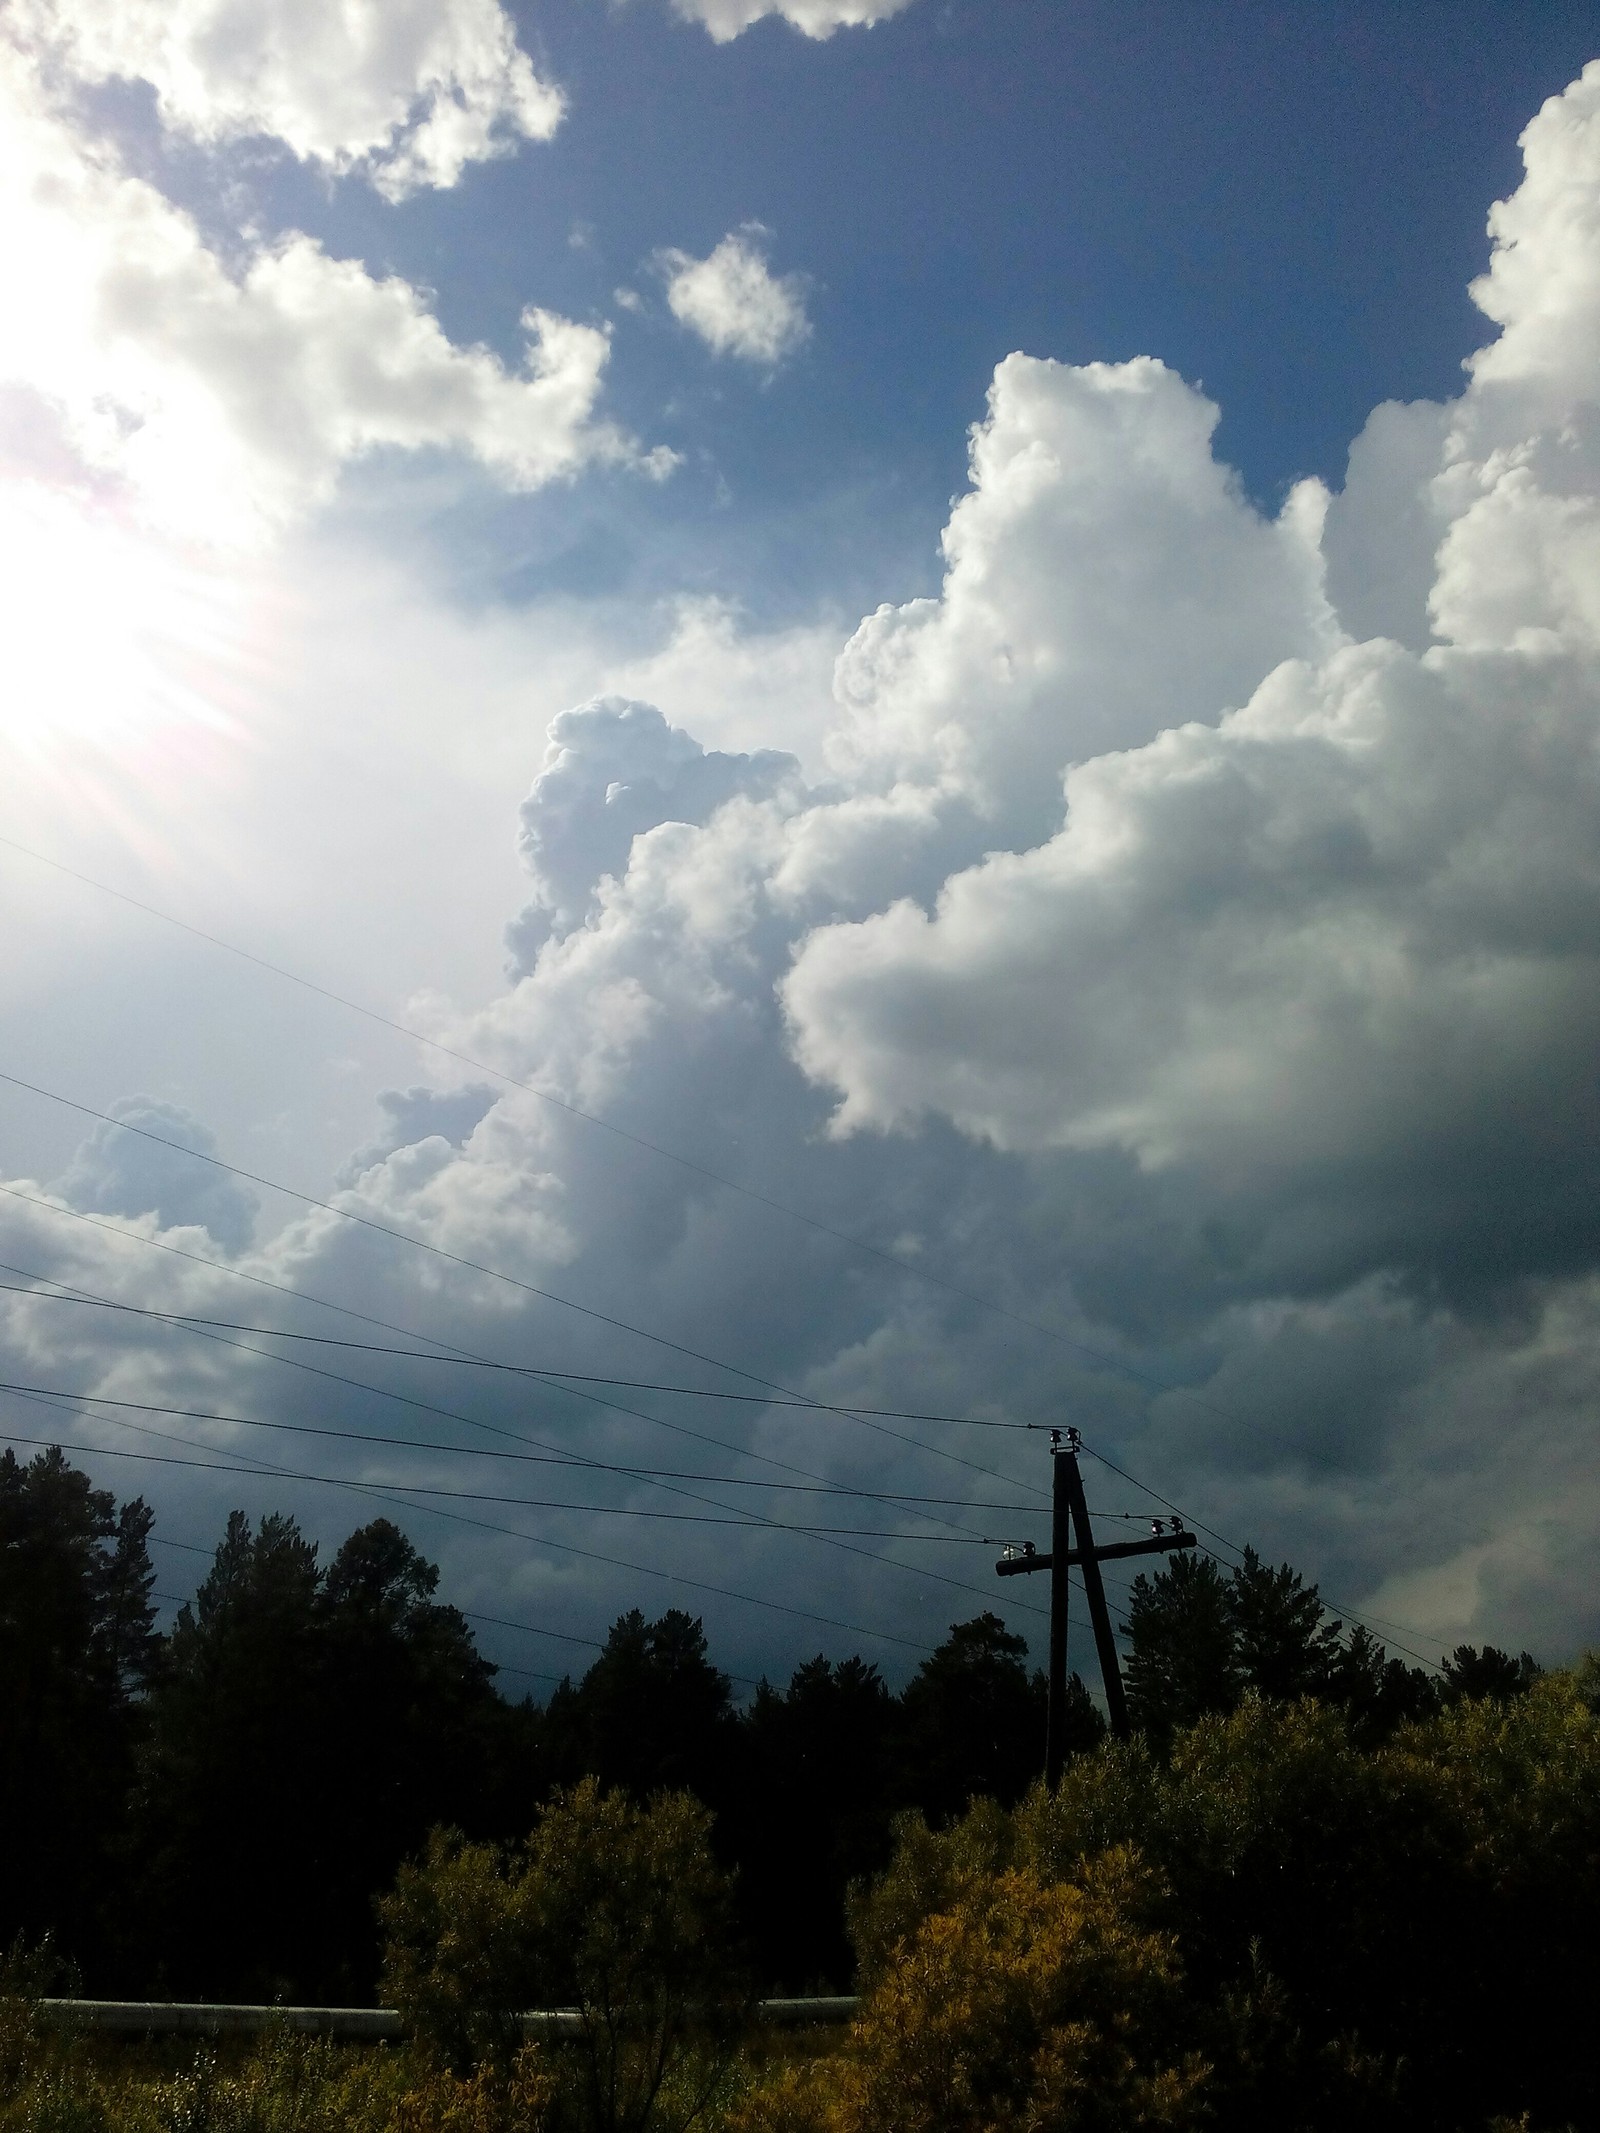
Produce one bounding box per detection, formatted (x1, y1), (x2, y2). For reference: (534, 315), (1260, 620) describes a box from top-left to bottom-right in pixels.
(997, 1428), (1196, 1785)
(1048, 1426), (1072, 1782)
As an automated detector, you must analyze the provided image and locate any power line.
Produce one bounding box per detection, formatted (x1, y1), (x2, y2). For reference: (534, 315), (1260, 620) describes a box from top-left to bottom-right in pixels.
(0, 1171), (1052, 1570)
(0, 1073), (1047, 1510)
(1, 837), (1473, 1644)
(6, 1079), (1447, 1664)
(146, 1571), (566, 1689)
(0, 1279), (1031, 1429)
(0, 1214), (1038, 1548)
(1077, 1437), (1442, 1673)
(147, 1534), (764, 1690)
(1, 1344), (1020, 1665)
(46, 1393), (1082, 1675)
(0, 832), (1222, 1404)
(0, 1249), (1046, 1623)
(0, 1364), (1037, 1509)
(1077, 1441), (1249, 1561)
(0, 1400), (1002, 1541)
(0, 1410), (937, 1654)
(0, 1189), (1429, 1673)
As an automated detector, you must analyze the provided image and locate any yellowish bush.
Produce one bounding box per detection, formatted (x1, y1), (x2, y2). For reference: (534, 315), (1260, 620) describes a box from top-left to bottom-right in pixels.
(844, 1799), (1013, 1994)
(742, 1850), (1205, 2133)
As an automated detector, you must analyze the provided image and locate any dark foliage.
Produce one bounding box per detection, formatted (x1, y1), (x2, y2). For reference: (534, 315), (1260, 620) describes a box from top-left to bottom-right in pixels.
(852, 1673), (1600, 2132)
(539, 1608), (738, 1806)
(895, 1612), (1057, 1820)
(130, 1511), (527, 1999)
(730, 1655), (896, 1989)
(1123, 1544), (1517, 1749)
(0, 1440), (1566, 2088)
(1438, 1641), (1542, 1702)
(0, 1447), (158, 1969)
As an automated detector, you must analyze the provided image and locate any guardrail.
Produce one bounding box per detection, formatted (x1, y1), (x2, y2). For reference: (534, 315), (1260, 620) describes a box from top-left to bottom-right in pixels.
(37, 1998), (859, 2041)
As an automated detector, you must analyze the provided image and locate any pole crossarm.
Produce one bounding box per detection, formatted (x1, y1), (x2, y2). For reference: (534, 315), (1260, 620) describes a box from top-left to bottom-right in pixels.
(994, 1529), (1197, 1577)
(998, 1427), (1192, 1776)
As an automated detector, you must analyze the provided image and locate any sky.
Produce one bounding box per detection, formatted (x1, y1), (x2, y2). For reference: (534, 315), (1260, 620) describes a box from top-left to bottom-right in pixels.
(2, 0), (1600, 1698)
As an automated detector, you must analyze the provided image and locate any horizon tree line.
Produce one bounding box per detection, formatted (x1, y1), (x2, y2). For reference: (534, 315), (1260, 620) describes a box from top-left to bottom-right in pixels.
(0, 1443), (1538, 2001)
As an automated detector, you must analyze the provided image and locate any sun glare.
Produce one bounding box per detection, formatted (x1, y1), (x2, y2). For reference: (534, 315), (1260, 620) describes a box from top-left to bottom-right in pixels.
(0, 482), (236, 758)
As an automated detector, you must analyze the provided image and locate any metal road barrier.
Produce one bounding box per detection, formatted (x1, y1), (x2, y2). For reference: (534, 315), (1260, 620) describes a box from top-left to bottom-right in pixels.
(38, 1998), (859, 2041)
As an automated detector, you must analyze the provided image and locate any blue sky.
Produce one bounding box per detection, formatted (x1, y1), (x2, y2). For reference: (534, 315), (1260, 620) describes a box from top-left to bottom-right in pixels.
(123, 0), (1600, 623)
(2, 0), (1600, 1692)
(218, 0), (1600, 615)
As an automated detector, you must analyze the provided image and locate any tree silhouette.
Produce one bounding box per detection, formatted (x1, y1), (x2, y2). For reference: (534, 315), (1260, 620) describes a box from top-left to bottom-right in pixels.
(1124, 1552), (1240, 1746)
(896, 1614), (1059, 1820)
(542, 1609), (736, 1807)
(0, 1447), (157, 1971)
(134, 1512), (510, 1998)
(736, 1655), (897, 1987)
(1439, 1642), (1542, 1703)
(1227, 1548), (1344, 1701)
(1124, 1547), (1439, 1749)
(10, 1447), (1559, 2021)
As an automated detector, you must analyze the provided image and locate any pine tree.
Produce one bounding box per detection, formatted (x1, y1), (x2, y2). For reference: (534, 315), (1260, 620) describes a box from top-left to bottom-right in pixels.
(0, 1446), (158, 1971)
(1226, 1546), (1344, 1701)
(1124, 1551), (1240, 1746)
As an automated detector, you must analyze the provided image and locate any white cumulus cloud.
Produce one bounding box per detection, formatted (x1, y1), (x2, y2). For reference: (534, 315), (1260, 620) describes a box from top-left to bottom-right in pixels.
(56, 1097), (258, 1254)
(0, 42), (657, 541)
(10, 64), (1600, 1677)
(13, 0), (563, 198)
(661, 228), (811, 366)
(782, 63), (1600, 1201)
(821, 353), (1336, 838)
(668, 0), (918, 42)
(506, 697), (802, 967)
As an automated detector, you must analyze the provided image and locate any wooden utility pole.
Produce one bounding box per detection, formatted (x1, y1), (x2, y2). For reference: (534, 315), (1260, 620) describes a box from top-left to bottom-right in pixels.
(1047, 1429), (1072, 1781)
(997, 1428), (1196, 1784)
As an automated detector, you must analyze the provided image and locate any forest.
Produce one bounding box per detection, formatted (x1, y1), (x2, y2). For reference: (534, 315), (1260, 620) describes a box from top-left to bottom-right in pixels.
(3, 1441), (1593, 2133)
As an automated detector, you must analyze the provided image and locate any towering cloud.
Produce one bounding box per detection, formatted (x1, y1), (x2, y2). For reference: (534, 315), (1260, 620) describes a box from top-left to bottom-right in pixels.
(6, 64), (1600, 1679)
(507, 699), (801, 966)
(56, 1098), (258, 1255)
(782, 65), (1600, 1241)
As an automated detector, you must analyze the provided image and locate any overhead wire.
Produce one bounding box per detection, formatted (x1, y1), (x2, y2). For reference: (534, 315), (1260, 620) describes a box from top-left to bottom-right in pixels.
(0, 1361), (1040, 1510)
(0, 831), (1242, 1409)
(147, 1532), (762, 1689)
(0, 1208), (1435, 1677)
(0, 1211), (1036, 1545)
(0, 1403), (1010, 1540)
(129, 1441), (1099, 1684)
(2, 948), (1462, 1673)
(1077, 1437), (1442, 1672)
(0, 1075), (1050, 1512)
(13, 1082), (1447, 1660)
(0, 1279), (1033, 1428)
(0, 1179), (1445, 1670)
(0, 1388), (937, 1654)
(142, 1572), (567, 1690)
(0, 1245), (1053, 1638)
(0, 1246), (1047, 1623)
(0, 840), (1480, 1666)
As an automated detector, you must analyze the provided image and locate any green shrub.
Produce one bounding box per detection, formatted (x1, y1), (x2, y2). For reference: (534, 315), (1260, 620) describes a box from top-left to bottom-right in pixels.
(380, 1779), (747, 2133)
(846, 1677), (1600, 2132)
